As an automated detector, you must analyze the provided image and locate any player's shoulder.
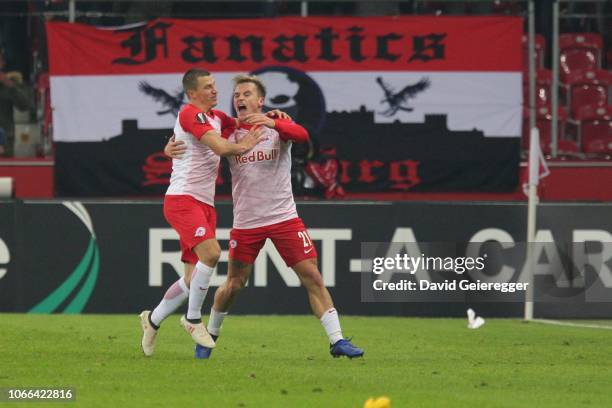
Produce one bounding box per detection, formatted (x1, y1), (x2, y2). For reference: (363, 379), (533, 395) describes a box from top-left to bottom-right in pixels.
(211, 109), (230, 120)
(179, 103), (200, 119)
(179, 103), (198, 116)
(179, 103), (209, 125)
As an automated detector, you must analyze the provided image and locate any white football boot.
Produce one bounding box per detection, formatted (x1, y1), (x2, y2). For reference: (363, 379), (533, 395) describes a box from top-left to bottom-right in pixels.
(180, 315), (216, 348)
(139, 310), (158, 357)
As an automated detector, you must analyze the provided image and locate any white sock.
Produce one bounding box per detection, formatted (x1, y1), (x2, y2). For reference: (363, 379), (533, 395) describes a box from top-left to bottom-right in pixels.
(320, 308), (343, 344)
(150, 277), (189, 327)
(187, 261), (214, 320)
(207, 308), (228, 337)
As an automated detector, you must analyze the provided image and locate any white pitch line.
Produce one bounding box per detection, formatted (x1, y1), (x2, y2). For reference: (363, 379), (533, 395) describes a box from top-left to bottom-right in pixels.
(530, 319), (612, 331)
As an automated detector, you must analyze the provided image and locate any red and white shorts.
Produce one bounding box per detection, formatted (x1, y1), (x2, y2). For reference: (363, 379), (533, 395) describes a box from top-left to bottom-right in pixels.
(163, 195), (217, 264)
(229, 218), (317, 267)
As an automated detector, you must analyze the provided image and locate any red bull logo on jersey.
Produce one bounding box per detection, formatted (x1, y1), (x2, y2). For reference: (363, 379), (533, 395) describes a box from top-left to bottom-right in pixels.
(234, 149), (279, 165)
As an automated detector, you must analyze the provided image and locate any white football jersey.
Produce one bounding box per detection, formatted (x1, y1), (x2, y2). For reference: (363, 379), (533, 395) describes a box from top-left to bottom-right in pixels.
(166, 104), (232, 206)
(227, 123), (299, 229)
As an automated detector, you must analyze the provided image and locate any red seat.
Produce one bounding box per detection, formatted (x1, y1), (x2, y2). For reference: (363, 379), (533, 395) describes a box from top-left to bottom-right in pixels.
(522, 105), (577, 155)
(522, 34), (546, 70)
(563, 69), (611, 118)
(574, 105), (612, 154)
(559, 33), (603, 78)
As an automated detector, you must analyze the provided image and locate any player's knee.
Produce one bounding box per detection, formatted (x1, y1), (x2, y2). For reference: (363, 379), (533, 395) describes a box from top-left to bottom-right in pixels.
(201, 247), (221, 266)
(194, 239), (221, 266)
(228, 275), (247, 293)
(301, 268), (324, 288)
(312, 273), (325, 289)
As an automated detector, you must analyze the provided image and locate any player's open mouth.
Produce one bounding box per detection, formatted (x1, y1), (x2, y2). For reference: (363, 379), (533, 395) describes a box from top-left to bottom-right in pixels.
(237, 103), (247, 112)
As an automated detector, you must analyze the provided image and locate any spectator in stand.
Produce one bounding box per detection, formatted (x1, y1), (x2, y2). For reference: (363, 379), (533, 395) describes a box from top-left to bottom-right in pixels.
(0, 48), (33, 156)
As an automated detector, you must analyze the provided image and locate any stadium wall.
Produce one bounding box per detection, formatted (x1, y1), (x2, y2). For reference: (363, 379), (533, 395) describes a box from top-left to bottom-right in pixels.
(0, 200), (611, 318)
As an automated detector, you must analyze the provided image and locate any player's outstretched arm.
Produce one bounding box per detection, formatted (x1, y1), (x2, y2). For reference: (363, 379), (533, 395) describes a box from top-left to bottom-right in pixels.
(275, 120), (309, 143)
(243, 114), (308, 143)
(164, 134), (187, 159)
(200, 126), (265, 157)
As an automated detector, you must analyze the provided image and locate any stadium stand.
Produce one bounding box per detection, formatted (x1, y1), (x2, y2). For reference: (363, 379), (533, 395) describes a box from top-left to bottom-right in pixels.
(524, 27), (610, 158)
(0, 0), (611, 200)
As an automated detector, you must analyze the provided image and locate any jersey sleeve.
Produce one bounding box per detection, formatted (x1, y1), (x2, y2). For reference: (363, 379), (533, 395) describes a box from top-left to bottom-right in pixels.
(221, 126), (235, 140)
(275, 119), (309, 143)
(214, 109), (237, 131)
(179, 106), (216, 140)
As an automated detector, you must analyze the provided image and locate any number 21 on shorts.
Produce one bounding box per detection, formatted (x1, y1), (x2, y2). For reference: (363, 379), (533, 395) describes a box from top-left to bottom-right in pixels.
(298, 230), (313, 253)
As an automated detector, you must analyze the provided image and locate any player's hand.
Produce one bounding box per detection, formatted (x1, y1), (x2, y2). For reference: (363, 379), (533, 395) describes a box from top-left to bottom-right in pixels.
(164, 134), (186, 159)
(239, 125), (265, 151)
(244, 113), (275, 128)
(265, 109), (292, 121)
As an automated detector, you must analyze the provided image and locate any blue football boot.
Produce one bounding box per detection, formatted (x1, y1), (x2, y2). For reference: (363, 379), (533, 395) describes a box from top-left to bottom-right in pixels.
(195, 335), (218, 359)
(329, 338), (364, 359)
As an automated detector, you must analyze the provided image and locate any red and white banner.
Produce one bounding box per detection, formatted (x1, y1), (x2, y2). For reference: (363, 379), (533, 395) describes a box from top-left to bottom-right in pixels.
(48, 16), (523, 195)
(47, 16), (522, 142)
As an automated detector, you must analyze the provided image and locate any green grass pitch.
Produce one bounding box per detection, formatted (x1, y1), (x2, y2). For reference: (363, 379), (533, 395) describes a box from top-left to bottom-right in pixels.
(1, 314), (611, 407)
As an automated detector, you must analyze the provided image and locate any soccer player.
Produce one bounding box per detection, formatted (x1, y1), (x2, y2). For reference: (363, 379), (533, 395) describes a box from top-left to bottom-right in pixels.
(139, 68), (265, 356)
(166, 75), (364, 359)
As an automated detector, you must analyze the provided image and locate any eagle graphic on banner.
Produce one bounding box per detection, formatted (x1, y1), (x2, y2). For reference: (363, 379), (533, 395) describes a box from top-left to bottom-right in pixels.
(376, 77), (431, 116)
(138, 81), (184, 117)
